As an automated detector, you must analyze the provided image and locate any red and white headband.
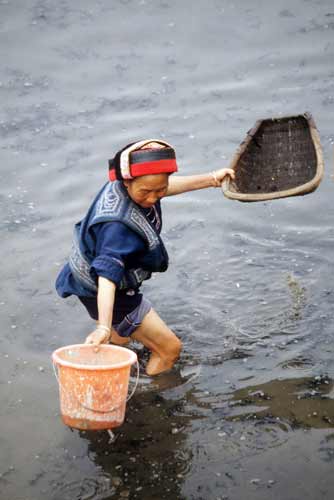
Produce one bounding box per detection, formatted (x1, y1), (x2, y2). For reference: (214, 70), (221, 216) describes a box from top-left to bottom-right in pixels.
(108, 139), (178, 182)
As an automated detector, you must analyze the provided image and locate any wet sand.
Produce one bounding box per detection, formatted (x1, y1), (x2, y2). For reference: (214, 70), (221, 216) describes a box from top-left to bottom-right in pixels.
(1, 0), (334, 499)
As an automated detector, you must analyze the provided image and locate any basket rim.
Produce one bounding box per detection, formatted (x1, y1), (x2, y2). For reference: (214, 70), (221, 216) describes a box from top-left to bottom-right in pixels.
(222, 112), (324, 202)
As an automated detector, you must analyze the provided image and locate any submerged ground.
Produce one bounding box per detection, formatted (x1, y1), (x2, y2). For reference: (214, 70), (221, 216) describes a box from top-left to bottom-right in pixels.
(0, 0), (333, 499)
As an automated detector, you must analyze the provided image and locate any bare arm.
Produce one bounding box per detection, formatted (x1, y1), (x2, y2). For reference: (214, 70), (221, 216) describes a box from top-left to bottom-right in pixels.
(85, 276), (116, 345)
(166, 168), (235, 196)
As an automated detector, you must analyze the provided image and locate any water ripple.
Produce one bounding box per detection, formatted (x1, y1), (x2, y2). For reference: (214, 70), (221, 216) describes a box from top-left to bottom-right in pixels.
(51, 475), (115, 500)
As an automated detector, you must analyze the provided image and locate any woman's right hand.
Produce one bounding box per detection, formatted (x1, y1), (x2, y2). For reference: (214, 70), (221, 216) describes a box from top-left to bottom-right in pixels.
(84, 325), (111, 345)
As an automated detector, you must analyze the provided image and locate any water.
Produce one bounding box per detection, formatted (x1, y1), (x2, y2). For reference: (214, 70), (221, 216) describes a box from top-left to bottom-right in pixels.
(1, 0), (334, 498)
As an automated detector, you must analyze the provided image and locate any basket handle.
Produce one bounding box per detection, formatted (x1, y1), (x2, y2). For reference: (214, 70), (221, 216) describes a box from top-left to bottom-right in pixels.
(221, 178), (229, 194)
(53, 359), (139, 414)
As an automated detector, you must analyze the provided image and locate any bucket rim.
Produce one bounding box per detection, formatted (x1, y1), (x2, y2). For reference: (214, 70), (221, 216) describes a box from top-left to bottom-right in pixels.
(51, 344), (137, 371)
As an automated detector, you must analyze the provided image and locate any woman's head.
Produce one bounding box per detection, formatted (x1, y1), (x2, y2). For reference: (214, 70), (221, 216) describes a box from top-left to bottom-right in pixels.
(108, 140), (177, 208)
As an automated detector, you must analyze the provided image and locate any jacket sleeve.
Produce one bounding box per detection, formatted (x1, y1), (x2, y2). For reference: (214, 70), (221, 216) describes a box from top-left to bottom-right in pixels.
(89, 222), (146, 286)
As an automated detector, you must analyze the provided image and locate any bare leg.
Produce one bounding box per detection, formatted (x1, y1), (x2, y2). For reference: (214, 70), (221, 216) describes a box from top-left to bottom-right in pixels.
(131, 308), (182, 376)
(110, 329), (130, 345)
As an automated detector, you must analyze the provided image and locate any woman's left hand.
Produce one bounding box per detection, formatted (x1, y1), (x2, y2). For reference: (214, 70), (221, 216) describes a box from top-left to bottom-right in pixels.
(211, 168), (235, 186)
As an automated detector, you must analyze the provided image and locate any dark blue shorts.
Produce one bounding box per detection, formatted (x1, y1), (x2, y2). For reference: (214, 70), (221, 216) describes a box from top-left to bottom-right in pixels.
(78, 290), (152, 338)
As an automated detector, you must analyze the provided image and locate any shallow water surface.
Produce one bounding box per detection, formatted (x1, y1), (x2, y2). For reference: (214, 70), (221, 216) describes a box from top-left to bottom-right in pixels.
(1, 0), (334, 499)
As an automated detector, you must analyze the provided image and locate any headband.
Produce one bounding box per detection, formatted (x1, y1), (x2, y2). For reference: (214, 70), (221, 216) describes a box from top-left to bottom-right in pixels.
(108, 139), (178, 181)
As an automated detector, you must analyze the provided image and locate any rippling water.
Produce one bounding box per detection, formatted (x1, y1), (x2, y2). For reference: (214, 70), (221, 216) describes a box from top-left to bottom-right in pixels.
(1, 0), (334, 499)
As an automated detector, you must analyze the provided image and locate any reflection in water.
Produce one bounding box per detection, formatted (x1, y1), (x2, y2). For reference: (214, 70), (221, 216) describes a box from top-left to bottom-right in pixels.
(226, 376), (334, 429)
(52, 389), (199, 500)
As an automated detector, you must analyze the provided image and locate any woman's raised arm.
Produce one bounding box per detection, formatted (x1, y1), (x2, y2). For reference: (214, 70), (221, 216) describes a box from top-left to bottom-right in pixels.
(166, 168), (235, 196)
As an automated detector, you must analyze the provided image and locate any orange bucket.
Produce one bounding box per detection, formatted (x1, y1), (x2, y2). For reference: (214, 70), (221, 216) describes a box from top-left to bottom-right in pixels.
(52, 344), (138, 431)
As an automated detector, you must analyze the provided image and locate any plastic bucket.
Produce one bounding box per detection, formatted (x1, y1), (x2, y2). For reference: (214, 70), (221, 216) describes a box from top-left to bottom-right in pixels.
(52, 344), (138, 431)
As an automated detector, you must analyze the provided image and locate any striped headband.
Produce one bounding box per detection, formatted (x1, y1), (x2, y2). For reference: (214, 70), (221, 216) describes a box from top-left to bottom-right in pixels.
(108, 139), (178, 182)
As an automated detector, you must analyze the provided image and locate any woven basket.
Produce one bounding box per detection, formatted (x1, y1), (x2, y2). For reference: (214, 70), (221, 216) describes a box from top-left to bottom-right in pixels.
(222, 113), (324, 202)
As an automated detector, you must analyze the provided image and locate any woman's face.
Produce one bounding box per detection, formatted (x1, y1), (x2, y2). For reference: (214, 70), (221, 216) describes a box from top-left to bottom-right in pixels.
(124, 173), (169, 208)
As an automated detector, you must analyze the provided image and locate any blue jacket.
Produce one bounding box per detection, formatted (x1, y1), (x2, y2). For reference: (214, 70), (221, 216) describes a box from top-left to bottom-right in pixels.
(56, 181), (169, 298)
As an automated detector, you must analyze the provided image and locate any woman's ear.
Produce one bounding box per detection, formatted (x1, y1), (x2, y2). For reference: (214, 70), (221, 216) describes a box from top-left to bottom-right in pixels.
(123, 180), (130, 189)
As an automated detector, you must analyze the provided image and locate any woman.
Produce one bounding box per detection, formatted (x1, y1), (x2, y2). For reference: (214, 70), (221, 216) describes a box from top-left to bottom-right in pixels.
(56, 140), (234, 375)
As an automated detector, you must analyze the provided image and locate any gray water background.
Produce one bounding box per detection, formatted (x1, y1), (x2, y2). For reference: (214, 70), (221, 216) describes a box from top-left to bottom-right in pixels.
(1, 0), (334, 499)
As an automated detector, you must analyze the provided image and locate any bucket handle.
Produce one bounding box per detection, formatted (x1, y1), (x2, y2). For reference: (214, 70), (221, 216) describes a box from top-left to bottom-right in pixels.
(52, 358), (139, 414)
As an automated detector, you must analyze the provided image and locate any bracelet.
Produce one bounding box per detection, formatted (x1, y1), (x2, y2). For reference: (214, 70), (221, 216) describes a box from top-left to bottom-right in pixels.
(96, 324), (111, 334)
(210, 171), (220, 187)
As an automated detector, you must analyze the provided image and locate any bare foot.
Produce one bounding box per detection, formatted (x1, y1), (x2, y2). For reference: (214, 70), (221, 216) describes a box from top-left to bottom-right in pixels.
(146, 351), (178, 376)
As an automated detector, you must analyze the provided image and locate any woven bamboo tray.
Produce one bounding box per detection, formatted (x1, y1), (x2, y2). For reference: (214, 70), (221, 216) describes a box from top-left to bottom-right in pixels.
(222, 113), (324, 202)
